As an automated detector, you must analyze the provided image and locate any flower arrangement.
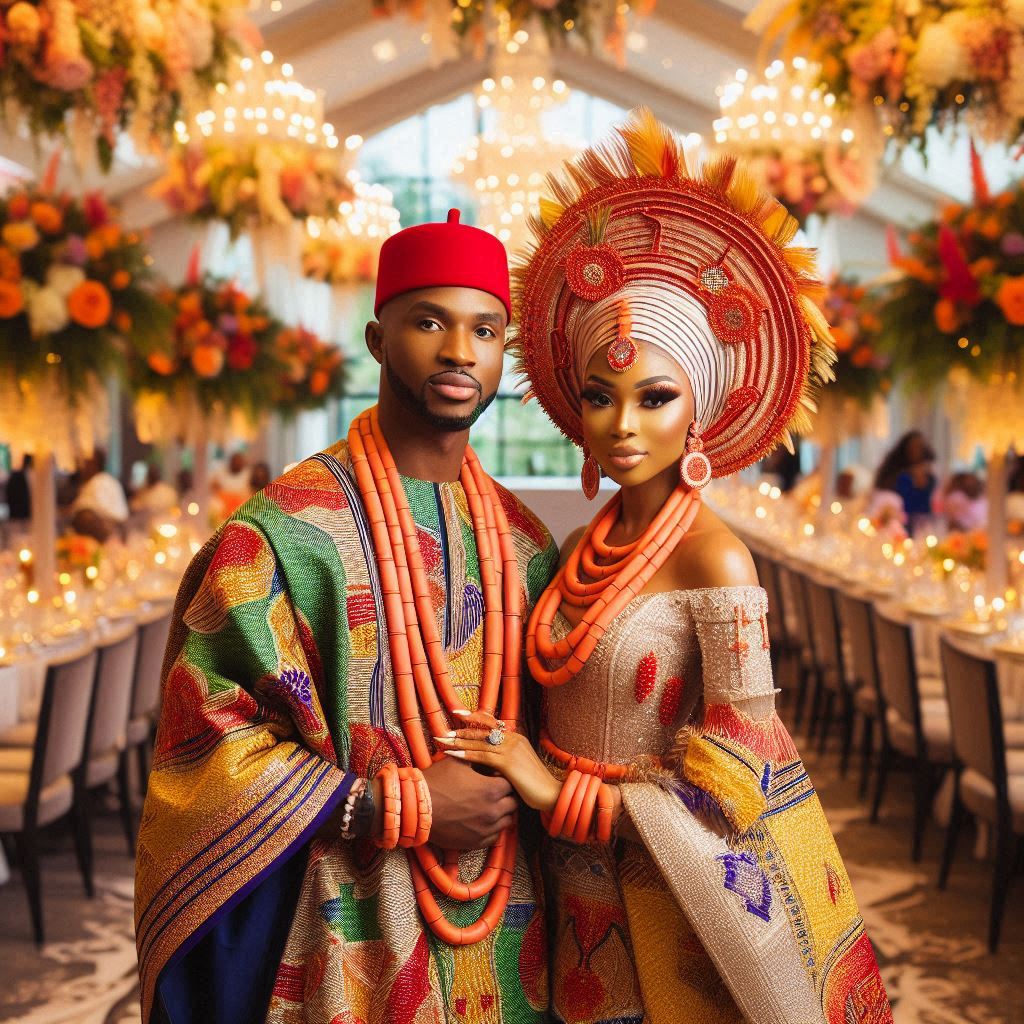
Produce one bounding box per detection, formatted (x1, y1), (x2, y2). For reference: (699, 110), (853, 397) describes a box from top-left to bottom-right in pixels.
(877, 149), (1024, 389)
(930, 530), (988, 572)
(821, 277), (890, 406)
(56, 531), (101, 572)
(132, 273), (283, 431)
(152, 141), (354, 237)
(373, 0), (652, 61)
(300, 232), (377, 285)
(0, 0), (253, 170)
(274, 325), (345, 414)
(0, 182), (169, 398)
(747, 0), (1024, 149)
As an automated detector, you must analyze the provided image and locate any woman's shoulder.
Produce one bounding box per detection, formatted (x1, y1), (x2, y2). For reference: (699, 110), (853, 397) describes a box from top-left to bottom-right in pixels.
(667, 504), (758, 590)
(559, 525), (586, 567)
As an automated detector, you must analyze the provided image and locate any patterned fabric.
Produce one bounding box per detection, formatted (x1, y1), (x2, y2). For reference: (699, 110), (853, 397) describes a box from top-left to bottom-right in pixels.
(544, 587), (893, 1024)
(135, 439), (558, 1024)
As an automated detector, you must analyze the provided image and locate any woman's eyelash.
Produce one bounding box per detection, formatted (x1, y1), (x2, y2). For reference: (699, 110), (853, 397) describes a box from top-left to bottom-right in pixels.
(642, 387), (680, 404)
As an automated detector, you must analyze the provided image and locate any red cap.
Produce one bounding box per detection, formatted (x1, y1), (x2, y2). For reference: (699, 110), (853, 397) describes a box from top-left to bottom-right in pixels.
(373, 209), (511, 317)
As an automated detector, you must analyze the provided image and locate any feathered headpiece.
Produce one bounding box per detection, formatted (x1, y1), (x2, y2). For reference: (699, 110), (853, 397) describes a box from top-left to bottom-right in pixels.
(511, 108), (835, 477)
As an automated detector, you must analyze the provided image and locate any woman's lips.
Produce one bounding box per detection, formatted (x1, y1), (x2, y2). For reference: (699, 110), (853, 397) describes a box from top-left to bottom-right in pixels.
(607, 451), (646, 470)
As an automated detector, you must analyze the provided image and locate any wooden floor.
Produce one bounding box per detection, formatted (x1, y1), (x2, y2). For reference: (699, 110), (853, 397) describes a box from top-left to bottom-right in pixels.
(0, 729), (1021, 1023)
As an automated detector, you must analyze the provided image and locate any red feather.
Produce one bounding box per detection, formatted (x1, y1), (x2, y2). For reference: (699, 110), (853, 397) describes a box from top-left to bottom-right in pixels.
(937, 224), (981, 305)
(970, 140), (991, 206)
(186, 243), (202, 287)
(885, 224), (903, 266)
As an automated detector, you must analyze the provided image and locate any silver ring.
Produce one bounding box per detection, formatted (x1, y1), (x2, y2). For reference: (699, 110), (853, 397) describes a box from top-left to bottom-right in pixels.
(487, 726), (505, 746)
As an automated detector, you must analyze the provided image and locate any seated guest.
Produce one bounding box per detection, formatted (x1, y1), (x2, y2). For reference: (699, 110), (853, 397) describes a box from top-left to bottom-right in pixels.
(70, 448), (129, 531)
(4, 456), (31, 520)
(1008, 454), (1024, 528)
(249, 461), (271, 493)
(211, 450), (251, 521)
(70, 507), (113, 544)
(131, 463), (179, 516)
(872, 430), (937, 534)
(939, 471), (988, 532)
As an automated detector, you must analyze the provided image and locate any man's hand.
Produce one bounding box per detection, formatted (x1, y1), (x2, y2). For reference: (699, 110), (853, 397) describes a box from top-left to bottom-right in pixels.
(422, 755), (517, 849)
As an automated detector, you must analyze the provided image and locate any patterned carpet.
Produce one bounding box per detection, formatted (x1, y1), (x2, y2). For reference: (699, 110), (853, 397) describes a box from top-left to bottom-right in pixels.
(0, 740), (1021, 1023)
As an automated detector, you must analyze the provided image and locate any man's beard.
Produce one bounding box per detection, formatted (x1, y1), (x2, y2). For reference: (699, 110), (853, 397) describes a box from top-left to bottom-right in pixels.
(385, 360), (497, 432)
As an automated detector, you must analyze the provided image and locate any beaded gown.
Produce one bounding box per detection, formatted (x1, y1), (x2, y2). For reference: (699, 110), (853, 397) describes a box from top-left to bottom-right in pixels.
(542, 586), (892, 1024)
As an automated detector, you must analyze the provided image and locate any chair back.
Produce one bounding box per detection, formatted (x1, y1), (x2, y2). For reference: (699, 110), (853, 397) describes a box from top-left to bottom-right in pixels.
(836, 590), (880, 697)
(871, 605), (920, 727)
(777, 563), (813, 654)
(130, 611), (172, 721)
(939, 634), (1007, 804)
(754, 553), (787, 647)
(86, 626), (139, 758)
(30, 647), (99, 795)
(803, 575), (845, 686)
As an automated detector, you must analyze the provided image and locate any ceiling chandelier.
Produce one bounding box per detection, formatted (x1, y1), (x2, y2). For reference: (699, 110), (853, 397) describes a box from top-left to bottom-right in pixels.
(451, 34), (582, 250)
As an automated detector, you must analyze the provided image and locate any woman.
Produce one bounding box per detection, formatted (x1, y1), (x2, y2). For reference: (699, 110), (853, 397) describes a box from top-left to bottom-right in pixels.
(871, 430), (937, 534)
(438, 111), (892, 1024)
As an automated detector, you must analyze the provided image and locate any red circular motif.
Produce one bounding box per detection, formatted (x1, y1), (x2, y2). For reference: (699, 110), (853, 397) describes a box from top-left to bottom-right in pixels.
(706, 284), (767, 346)
(565, 244), (625, 302)
(606, 336), (638, 372)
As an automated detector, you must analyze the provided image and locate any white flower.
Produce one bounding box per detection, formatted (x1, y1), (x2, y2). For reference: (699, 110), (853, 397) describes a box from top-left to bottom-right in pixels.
(913, 15), (970, 89)
(46, 264), (85, 298)
(26, 285), (70, 338)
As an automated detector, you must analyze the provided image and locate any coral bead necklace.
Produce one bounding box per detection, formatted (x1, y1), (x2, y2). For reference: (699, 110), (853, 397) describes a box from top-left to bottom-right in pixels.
(347, 406), (521, 944)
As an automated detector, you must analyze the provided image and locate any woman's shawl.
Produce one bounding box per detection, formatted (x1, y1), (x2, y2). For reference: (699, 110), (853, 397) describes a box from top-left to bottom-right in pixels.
(135, 442), (558, 1023)
(620, 587), (892, 1024)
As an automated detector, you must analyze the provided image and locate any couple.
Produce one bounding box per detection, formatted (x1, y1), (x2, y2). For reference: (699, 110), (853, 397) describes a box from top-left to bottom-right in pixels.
(136, 111), (892, 1024)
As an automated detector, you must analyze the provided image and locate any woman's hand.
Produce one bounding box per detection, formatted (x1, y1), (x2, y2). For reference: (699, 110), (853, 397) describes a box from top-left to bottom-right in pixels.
(436, 712), (562, 815)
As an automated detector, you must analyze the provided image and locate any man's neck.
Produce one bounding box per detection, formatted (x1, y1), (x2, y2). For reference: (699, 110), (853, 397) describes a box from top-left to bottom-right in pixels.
(375, 396), (469, 483)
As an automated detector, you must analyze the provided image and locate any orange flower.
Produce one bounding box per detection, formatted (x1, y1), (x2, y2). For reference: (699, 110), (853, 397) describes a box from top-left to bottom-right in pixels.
(996, 276), (1024, 326)
(0, 247), (21, 282)
(851, 345), (875, 368)
(831, 325), (854, 352)
(895, 256), (936, 284)
(933, 297), (959, 333)
(191, 344), (224, 378)
(67, 280), (112, 328)
(6, 193), (29, 220)
(0, 280), (24, 318)
(85, 232), (107, 261)
(30, 201), (63, 234)
(114, 310), (132, 333)
(2, 221), (39, 252)
(99, 224), (121, 248)
(309, 368), (329, 396)
(147, 351), (177, 376)
(979, 215), (1002, 240)
(971, 257), (997, 278)
(110, 269), (131, 290)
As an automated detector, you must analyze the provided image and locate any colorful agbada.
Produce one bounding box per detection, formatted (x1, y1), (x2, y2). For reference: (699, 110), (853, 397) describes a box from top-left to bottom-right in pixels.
(135, 439), (558, 1023)
(511, 109), (893, 1023)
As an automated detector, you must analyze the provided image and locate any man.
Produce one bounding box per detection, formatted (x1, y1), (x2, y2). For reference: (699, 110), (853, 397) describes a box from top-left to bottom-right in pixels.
(70, 448), (129, 530)
(136, 211), (557, 1023)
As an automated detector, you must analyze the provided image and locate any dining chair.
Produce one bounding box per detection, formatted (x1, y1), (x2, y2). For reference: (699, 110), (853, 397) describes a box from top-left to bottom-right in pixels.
(835, 589), (886, 799)
(0, 646), (98, 944)
(775, 561), (817, 729)
(871, 603), (953, 860)
(126, 609), (172, 796)
(80, 625), (140, 855)
(938, 633), (1023, 952)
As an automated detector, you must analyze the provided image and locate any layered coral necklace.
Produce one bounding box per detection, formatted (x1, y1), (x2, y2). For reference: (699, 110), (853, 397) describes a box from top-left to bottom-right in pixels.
(347, 406), (522, 944)
(526, 484), (701, 688)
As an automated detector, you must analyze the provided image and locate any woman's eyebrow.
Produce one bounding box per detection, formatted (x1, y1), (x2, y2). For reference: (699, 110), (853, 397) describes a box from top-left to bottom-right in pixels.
(633, 375), (674, 388)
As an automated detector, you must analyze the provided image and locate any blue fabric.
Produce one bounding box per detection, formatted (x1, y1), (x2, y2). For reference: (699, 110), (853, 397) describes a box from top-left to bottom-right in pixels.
(895, 471), (935, 526)
(154, 845), (310, 1024)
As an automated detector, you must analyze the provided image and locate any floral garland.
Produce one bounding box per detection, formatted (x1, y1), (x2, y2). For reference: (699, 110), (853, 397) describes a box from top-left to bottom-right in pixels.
(152, 141), (354, 238)
(747, 0), (1024, 149)
(274, 324), (345, 415)
(0, 183), (169, 401)
(929, 530), (988, 572)
(877, 156), (1024, 389)
(373, 0), (652, 60)
(0, 0), (253, 170)
(132, 274), (282, 439)
(821, 276), (890, 406)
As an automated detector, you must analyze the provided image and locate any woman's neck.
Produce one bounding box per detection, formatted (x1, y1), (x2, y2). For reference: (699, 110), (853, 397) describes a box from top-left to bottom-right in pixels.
(614, 466), (681, 541)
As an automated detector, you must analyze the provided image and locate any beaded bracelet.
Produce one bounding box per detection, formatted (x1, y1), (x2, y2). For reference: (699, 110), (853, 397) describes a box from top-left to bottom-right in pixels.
(374, 762), (401, 850)
(573, 773), (603, 844)
(397, 774), (419, 849)
(399, 766), (433, 847)
(545, 770), (617, 844)
(595, 783), (614, 843)
(339, 778), (367, 840)
(545, 769), (583, 837)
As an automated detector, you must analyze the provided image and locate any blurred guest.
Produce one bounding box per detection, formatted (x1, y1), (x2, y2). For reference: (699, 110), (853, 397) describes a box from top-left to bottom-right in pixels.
(211, 450), (250, 521)
(1007, 454), (1024, 526)
(872, 430), (936, 534)
(249, 461), (271, 493)
(938, 472), (988, 532)
(70, 448), (129, 530)
(759, 442), (802, 492)
(70, 507), (113, 544)
(4, 456), (31, 521)
(131, 464), (180, 516)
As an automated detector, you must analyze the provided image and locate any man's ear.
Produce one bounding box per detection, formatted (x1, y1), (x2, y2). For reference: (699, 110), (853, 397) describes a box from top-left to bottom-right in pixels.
(365, 320), (384, 365)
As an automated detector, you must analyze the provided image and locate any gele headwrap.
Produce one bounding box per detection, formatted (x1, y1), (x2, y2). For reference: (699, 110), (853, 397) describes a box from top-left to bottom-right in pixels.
(511, 108), (836, 477)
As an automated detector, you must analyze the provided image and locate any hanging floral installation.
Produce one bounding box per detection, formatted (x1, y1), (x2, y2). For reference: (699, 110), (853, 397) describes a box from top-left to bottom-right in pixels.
(151, 53), (355, 237)
(822, 277), (890, 406)
(0, 176), (169, 468)
(274, 324), (345, 415)
(746, 0), (1024, 150)
(131, 260), (283, 444)
(373, 0), (655, 61)
(0, 0), (254, 170)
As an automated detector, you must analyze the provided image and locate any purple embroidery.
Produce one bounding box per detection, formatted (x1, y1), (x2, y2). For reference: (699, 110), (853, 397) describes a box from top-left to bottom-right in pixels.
(718, 851), (772, 923)
(278, 667), (313, 709)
